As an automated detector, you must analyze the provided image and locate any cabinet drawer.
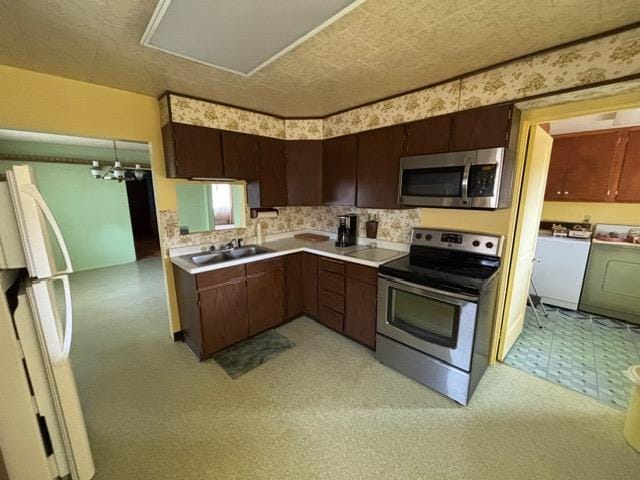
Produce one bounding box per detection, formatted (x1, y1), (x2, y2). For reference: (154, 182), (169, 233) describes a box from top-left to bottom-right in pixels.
(319, 271), (345, 295)
(197, 265), (245, 290)
(318, 305), (344, 332)
(346, 263), (378, 286)
(318, 257), (345, 275)
(246, 257), (284, 276)
(318, 289), (344, 314)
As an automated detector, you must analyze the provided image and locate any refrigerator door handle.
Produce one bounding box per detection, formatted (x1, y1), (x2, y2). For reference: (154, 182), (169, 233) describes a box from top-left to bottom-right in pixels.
(54, 275), (73, 363)
(20, 183), (73, 275)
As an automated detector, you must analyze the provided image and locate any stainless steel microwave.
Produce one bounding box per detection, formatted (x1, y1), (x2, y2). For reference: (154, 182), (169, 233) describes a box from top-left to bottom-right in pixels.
(398, 147), (515, 209)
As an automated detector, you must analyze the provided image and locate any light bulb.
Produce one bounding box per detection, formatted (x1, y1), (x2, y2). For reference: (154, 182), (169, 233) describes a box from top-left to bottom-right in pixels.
(90, 161), (102, 179)
(134, 164), (144, 180)
(113, 160), (125, 180)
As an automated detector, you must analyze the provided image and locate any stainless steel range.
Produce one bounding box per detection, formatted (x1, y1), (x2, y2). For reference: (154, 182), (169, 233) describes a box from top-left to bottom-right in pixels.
(376, 228), (503, 405)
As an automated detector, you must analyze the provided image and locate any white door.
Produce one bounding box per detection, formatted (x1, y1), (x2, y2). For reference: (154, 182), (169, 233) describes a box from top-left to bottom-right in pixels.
(6, 165), (73, 279)
(27, 276), (95, 480)
(498, 125), (554, 360)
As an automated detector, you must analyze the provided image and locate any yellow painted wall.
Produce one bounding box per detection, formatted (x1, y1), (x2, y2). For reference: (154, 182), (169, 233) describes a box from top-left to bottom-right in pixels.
(0, 65), (181, 334)
(542, 201), (640, 226)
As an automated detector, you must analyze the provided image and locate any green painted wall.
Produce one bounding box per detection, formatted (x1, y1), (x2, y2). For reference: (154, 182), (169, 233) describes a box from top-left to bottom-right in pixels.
(0, 160), (136, 271)
(176, 183), (211, 234)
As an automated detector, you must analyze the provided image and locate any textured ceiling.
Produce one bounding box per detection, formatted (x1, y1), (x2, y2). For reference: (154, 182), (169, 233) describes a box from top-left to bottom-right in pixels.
(0, 0), (639, 117)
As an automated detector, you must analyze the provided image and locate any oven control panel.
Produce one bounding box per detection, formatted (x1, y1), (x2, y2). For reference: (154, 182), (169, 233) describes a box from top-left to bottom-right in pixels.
(412, 228), (503, 257)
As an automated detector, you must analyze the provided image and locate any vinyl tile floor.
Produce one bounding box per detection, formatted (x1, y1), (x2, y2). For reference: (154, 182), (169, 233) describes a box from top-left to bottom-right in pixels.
(68, 259), (640, 479)
(504, 306), (640, 409)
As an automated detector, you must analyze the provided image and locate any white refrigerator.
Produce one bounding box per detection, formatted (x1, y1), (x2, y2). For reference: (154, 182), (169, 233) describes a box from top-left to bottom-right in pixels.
(0, 165), (95, 479)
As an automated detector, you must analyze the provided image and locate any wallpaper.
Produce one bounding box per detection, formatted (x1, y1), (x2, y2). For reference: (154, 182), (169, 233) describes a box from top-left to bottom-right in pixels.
(459, 27), (640, 109)
(284, 119), (324, 140)
(163, 27), (639, 139)
(168, 94), (286, 139)
(159, 206), (419, 251)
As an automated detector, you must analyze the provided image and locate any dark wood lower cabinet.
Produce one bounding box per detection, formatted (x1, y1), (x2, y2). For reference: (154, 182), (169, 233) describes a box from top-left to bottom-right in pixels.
(246, 258), (285, 336)
(285, 253), (304, 319)
(174, 254), (378, 359)
(200, 279), (249, 356)
(344, 263), (378, 349)
(302, 253), (318, 317)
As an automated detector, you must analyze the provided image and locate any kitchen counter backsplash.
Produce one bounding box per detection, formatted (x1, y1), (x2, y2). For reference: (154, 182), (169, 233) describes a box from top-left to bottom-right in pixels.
(158, 206), (419, 251)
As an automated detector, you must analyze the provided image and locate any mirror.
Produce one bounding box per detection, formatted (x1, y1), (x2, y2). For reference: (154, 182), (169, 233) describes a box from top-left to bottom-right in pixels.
(176, 182), (246, 235)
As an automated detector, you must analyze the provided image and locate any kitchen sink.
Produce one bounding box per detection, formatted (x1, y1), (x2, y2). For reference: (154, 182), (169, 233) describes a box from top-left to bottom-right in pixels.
(189, 245), (274, 266)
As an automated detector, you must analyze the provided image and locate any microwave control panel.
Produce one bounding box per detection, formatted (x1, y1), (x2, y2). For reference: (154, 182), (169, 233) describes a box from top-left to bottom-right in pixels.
(468, 164), (497, 197)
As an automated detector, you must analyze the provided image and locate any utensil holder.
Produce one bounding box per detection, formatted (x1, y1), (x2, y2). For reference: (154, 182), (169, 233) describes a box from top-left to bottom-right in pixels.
(366, 221), (378, 239)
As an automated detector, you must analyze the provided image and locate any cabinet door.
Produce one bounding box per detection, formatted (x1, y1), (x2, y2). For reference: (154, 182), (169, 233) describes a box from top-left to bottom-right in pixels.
(286, 140), (323, 206)
(544, 136), (570, 201)
(323, 135), (358, 206)
(345, 278), (377, 349)
(450, 104), (513, 151)
(562, 131), (623, 202)
(302, 253), (318, 317)
(616, 130), (640, 202)
(199, 279), (249, 356)
(405, 115), (451, 155)
(246, 258), (285, 335)
(249, 137), (287, 207)
(162, 122), (223, 179)
(221, 131), (259, 180)
(357, 125), (405, 208)
(285, 253), (303, 319)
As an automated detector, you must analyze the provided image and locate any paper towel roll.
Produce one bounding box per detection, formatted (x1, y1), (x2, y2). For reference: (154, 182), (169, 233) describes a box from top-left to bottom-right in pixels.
(256, 211), (278, 219)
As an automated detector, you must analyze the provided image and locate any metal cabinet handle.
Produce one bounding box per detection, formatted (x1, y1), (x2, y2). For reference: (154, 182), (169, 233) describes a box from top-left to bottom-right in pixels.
(556, 191), (561, 195)
(564, 191), (569, 195)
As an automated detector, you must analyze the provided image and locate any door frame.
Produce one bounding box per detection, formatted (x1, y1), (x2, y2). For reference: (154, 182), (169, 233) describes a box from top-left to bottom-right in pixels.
(492, 89), (640, 362)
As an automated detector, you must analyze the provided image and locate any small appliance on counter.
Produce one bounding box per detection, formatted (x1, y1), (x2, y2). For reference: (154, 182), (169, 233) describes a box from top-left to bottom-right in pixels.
(335, 214), (358, 247)
(539, 220), (593, 239)
(376, 228), (504, 405)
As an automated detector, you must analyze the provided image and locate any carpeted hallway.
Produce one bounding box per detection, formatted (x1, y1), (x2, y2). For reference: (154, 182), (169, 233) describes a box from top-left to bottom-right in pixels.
(69, 259), (640, 479)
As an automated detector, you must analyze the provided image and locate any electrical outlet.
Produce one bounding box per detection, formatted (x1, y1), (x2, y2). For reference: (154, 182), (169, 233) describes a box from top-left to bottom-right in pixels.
(583, 215), (591, 223)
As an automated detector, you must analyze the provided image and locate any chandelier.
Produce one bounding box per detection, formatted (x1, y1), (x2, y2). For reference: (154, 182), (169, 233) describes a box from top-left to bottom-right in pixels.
(90, 140), (146, 182)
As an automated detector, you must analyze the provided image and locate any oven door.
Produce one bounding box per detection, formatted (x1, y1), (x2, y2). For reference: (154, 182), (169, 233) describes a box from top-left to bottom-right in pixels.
(377, 275), (479, 371)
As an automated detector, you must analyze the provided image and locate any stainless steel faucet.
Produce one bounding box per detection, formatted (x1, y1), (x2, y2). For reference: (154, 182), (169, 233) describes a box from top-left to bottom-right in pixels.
(220, 238), (243, 250)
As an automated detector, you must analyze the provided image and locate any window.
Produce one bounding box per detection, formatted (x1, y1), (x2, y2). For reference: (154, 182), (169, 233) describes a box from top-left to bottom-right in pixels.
(210, 183), (234, 229)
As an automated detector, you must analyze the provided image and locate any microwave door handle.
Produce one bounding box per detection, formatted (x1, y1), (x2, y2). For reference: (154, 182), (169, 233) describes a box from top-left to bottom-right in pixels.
(461, 159), (471, 204)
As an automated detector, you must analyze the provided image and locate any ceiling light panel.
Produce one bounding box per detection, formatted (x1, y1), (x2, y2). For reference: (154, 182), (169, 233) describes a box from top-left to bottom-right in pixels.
(142, 0), (362, 76)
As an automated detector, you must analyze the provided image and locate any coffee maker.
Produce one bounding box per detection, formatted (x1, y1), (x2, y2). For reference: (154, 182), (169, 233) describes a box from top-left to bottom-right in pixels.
(335, 214), (358, 247)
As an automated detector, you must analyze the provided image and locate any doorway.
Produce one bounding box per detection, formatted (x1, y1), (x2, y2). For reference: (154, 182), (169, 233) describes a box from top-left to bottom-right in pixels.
(497, 95), (640, 409)
(126, 172), (160, 260)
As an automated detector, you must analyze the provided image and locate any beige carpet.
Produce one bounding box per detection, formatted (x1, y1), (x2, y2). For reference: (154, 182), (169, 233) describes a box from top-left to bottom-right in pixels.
(69, 259), (640, 479)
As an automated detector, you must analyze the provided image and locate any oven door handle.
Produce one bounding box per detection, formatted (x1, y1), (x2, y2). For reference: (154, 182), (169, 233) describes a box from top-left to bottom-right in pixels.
(461, 156), (472, 205)
(378, 274), (479, 302)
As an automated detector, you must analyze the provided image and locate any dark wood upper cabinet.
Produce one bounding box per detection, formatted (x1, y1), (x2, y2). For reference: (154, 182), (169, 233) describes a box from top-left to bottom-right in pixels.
(404, 114), (451, 155)
(357, 125), (405, 209)
(285, 253), (304, 319)
(323, 135), (358, 206)
(302, 253), (318, 318)
(616, 129), (640, 202)
(246, 258), (285, 336)
(545, 136), (570, 201)
(450, 104), (515, 151)
(162, 122), (224, 179)
(221, 130), (259, 180)
(286, 140), (323, 206)
(547, 130), (625, 202)
(248, 137), (287, 208)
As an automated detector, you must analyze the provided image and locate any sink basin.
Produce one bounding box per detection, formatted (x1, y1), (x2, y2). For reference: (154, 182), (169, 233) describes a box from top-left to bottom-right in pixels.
(189, 245), (274, 266)
(224, 246), (274, 259)
(190, 252), (228, 265)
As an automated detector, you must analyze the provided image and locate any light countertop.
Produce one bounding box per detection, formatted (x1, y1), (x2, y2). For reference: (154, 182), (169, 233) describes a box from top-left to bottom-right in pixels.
(170, 236), (408, 275)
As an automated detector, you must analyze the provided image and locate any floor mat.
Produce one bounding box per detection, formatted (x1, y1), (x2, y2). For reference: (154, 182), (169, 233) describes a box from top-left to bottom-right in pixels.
(212, 329), (295, 379)
(505, 306), (640, 409)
